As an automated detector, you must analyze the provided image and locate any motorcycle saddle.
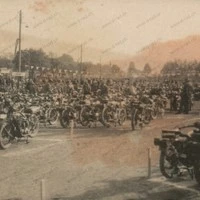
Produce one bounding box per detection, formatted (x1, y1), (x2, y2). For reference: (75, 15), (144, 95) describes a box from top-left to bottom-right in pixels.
(162, 129), (181, 134)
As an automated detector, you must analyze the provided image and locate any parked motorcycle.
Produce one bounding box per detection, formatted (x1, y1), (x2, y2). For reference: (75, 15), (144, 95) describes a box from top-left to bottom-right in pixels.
(80, 97), (102, 127)
(0, 98), (39, 149)
(60, 96), (84, 128)
(150, 95), (167, 119)
(154, 122), (200, 184)
(130, 101), (150, 131)
(101, 99), (126, 128)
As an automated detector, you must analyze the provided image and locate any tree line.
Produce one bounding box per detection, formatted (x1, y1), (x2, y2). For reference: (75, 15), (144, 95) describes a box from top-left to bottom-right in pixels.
(0, 48), (125, 78)
(161, 60), (199, 76)
(127, 61), (152, 77)
(7, 48), (198, 79)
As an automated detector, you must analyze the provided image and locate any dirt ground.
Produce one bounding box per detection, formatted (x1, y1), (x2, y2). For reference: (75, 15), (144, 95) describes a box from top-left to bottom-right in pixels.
(1, 104), (200, 200)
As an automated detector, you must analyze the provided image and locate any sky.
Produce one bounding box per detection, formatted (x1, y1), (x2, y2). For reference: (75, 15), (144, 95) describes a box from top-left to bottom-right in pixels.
(0, 0), (200, 62)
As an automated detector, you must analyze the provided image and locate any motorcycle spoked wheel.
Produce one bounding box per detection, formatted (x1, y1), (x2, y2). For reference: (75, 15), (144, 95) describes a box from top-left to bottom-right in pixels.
(0, 123), (12, 149)
(194, 162), (200, 185)
(47, 108), (59, 125)
(131, 108), (138, 131)
(160, 151), (178, 179)
(80, 106), (91, 127)
(60, 107), (74, 128)
(101, 106), (114, 128)
(29, 115), (39, 138)
(118, 108), (126, 126)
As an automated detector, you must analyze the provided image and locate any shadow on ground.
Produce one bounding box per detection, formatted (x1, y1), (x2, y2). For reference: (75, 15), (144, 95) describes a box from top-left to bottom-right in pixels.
(51, 176), (200, 200)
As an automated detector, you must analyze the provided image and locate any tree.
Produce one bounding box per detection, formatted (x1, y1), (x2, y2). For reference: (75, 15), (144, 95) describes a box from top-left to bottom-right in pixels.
(161, 61), (174, 75)
(111, 64), (120, 73)
(127, 62), (138, 77)
(50, 58), (62, 69)
(54, 53), (76, 70)
(13, 48), (50, 71)
(58, 54), (74, 64)
(29, 48), (50, 68)
(127, 62), (136, 74)
(111, 64), (121, 78)
(0, 57), (13, 68)
(143, 63), (152, 75)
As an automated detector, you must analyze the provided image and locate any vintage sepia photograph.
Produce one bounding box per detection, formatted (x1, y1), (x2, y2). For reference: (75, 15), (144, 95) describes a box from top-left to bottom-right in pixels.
(1, 0), (200, 199)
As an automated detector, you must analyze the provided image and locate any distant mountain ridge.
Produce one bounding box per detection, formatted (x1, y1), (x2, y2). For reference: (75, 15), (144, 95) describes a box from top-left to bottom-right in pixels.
(112, 35), (200, 73)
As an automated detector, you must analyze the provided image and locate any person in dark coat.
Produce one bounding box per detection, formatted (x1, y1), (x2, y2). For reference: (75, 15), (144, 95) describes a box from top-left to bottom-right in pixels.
(100, 82), (108, 96)
(178, 79), (193, 114)
(82, 80), (91, 95)
(26, 79), (36, 94)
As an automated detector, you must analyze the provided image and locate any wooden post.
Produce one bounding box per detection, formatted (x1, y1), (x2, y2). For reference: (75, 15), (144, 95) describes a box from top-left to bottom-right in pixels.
(70, 119), (74, 136)
(41, 179), (46, 200)
(148, 148), (151, 178)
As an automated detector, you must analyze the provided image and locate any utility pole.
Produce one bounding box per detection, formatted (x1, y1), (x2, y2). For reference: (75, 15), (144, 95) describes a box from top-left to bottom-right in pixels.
(18, 10), (22, 72)
(80, 44), (83, 82)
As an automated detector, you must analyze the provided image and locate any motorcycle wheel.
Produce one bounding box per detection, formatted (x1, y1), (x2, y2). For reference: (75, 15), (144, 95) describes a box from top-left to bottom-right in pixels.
(101, 106), (112, 127)
(29, 115), (39, 138)
(60, 107), (73, 128)
(118, 108), (126, 125)
(80, 106), (91, 127)
(160, 152), (175, 179)
(47, 108), (59, 125)
(131, 108), (138, 131)
(0, 123), (12, 149)
(194, 162), (200, 185)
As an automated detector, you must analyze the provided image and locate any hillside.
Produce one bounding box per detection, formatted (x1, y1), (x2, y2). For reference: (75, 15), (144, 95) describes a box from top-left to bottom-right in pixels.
(113, 35), (200, 73)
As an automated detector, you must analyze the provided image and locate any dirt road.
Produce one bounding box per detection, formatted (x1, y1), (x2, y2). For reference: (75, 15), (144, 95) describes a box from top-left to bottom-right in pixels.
(1, 111), (200, 200)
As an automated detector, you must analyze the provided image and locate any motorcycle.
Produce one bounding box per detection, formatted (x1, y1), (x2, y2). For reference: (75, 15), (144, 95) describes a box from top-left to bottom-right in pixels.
(154, 122), (200, 184)
(0, 98), (39, 149)
(79, 97), (102, 127)
(59, 96), (84, 128)
(130, 99), (153, 131)
(150, 95), (167, 119)
(101, 97), (126, 128)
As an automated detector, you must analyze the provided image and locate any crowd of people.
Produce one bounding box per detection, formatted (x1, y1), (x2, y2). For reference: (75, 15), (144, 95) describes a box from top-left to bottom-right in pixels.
(0, 73), (196, 114)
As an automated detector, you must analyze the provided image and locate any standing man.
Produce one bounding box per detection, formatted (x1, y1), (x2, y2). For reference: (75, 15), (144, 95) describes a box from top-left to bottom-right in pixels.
(26, 79), (36, 94)
(178, 78), (193, 114)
